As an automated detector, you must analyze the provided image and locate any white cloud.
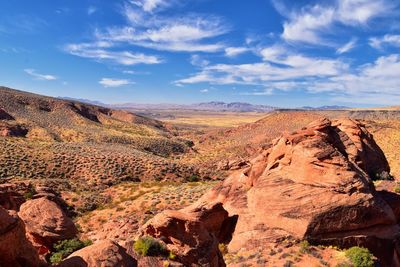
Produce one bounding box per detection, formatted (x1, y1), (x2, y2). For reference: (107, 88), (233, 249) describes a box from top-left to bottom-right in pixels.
(259, 45), (287, 62)
(64, 42), (162, 65)
(93, 2), (229, 53)
(336, 0), (389, 25)
(311, 55), (400, 104)
(200, 88), (209, 93)
(280, 0), (394, 46)
(259, 45), (348, 75)
(190, 55), (209, 67)
(175, 55), (347, 86)
(24, 69), (57, 80)
(88, 6), (97, 15)
(99, 78), (134, 87)
(174, 50), (400, 105)
(336, 38), (357, 54)
(369, 34), (400, 49)
(225, 47), (250, 57)
(282, 5), (335, 45)
(122, 70), (150, 75)
(130, 0), (170, 12)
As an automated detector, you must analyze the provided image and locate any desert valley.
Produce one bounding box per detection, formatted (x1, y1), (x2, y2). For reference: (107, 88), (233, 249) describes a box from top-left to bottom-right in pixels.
(1, 0), (400, 266)
(1, 86), (400, 267)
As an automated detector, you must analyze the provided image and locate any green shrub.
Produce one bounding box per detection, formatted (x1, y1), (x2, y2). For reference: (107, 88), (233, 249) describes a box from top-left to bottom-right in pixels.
(394, 186), (400, 193)
(49, 252), (63, 264)
(299, 240), (311, 254)
(168, 251), (177, 260)
(49, 238), (92, 264)
(23, 188), (36, 200)
(134, 236), (168, 257)
(186, 174), (199, 182)
(345, 246), (375, 267)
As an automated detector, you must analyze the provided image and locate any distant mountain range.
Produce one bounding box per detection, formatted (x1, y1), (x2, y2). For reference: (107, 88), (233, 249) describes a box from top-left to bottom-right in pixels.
(299, 105), (350, 110)
(58, 97), (350, 112)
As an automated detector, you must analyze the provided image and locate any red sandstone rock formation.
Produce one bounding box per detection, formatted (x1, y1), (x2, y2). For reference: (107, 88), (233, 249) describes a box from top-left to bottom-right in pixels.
(0, 206), (42, 267)
(18, 197), (78, 255)
(57, 240), (137, 267)
(141, 202), (235, 266)
(142, 118), (400, 266)
(0, 182), (32, 211)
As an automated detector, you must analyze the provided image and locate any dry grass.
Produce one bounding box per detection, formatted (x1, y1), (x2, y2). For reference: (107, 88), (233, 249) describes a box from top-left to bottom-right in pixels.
(160, 111), (268, 128)
(367, 120), (400, 179)
(74, 181), (217, 242)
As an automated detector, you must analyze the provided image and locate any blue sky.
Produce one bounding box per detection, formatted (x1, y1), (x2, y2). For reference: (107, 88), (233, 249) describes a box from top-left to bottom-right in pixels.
(0, 0), (399, 107)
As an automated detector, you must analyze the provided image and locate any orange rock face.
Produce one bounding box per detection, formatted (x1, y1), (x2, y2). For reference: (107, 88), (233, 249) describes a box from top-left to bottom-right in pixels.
(141, 202), (236, 266)
(0, 206), (42, 267)
(57, 240), (137, 267)
(0, 182), (31, 211)
(18, 197), (78, 252)
(143, 118), (400, 266)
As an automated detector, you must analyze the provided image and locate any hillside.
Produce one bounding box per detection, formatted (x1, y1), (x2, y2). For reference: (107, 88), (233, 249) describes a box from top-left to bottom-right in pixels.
(2, 90), (400, 266)
(0, 87), (204, 191)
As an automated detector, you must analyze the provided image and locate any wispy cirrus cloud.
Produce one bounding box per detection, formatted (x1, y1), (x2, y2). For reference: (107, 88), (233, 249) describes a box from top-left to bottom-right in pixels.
(96, 6), (229, 53)
(64, 42), (162, 65)
(190, 55), (209, 67)
(336, 38), (357, 54)
(65, 0), (229, 69)
(175, 51), (400, 105)
(88, 6), (97, 15)
(130, 0), (172, 12)
(24, 69), (57, 80)
(278, 0), (395, 46)
(224, 47), (250, 57)
(369, 34), (400, 49)
(99, 78), (134, 87)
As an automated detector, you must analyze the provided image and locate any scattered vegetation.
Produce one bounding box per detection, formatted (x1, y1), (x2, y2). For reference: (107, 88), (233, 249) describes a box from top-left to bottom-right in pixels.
(49, 238), (92, 264)
(23, 187), (36, 200)
(344, 246), (375, 267)
(186, 174), (199, 182)
(394, 183), (400, 193)
(134, 236), (168, 257)
(299, 240), (311, 254)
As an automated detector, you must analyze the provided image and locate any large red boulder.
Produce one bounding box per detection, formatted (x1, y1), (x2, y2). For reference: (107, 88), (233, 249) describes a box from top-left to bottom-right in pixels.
(57, 240), (137, 267)
(0, 182), (32, 211)
(18, 197), (78, 253)
(141, 202), (235, 266)
(0, 206), (42, 267)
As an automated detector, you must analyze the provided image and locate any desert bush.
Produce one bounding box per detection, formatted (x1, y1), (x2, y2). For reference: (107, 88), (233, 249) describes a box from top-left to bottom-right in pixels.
(186, 174), (199, 182)
(134, 236), (168, 257)
(344, 246), (375, 267)
(78, 193), (111, 213)
(23, 188), (36, 200)
(49, 238), (92, 264)
(299, 240), (311, 254)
